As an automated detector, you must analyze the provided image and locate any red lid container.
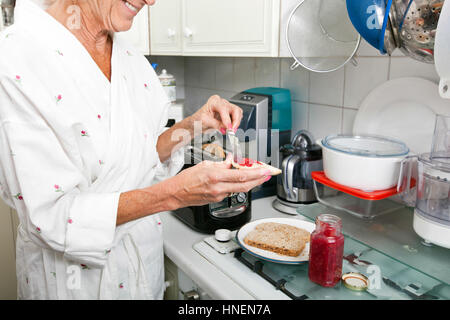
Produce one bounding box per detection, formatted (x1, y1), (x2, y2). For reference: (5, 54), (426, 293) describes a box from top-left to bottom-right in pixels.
(311, 171), (405, 201)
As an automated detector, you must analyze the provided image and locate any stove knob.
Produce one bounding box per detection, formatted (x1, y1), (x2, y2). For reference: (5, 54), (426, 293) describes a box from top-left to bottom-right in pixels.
(237, 192), (247, 203)
(215, 229), (232, 242)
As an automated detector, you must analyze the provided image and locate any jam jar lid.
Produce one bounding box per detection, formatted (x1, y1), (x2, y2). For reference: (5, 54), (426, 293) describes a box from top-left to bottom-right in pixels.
(322, 134), (409, 158)
(342, 272), (369, 291)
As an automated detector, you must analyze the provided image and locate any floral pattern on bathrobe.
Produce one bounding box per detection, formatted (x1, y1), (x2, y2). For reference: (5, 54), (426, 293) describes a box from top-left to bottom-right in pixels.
(0, 0), (184, 300)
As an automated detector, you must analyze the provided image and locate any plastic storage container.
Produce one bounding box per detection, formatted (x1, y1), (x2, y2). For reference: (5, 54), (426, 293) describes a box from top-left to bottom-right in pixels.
(312, 171), (405, 219)
(320, 134), (409, 191)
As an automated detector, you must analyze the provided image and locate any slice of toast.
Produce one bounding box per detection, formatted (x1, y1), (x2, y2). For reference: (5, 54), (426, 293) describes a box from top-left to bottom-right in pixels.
(202, 143), (226, 159)
(231, 158), (282, 176)
(244, 222), (310, 257)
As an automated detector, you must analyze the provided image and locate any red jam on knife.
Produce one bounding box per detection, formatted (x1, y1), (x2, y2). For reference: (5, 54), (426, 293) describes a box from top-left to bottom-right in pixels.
(308, 214), (345, 287)
(238, 158), (262, 167)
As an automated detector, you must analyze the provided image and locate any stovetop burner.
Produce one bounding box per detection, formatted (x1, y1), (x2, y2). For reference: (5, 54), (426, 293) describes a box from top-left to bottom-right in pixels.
(233, 248), (309, 300)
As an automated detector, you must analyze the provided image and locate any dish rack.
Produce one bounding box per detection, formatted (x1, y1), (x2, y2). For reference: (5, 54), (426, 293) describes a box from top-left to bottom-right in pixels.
(311, 171), (409, 219)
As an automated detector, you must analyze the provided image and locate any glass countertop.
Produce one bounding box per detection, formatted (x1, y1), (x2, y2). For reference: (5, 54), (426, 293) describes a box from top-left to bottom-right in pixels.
(236, 237), (450, 300)
(297, 203), (450, 286)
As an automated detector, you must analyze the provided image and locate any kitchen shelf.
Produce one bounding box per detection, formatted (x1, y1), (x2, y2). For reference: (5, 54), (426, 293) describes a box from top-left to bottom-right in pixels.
(297, 203), (450, 286)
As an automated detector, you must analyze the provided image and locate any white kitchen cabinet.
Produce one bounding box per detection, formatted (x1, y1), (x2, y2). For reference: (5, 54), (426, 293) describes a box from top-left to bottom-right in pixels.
(0, 199), (17, 300)
(150, 0), (183, 56)
(150, 0), (280, 57)
(115, 6), (150, 55)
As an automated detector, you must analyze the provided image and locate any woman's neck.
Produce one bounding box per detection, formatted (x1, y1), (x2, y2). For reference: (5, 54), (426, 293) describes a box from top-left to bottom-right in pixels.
(46, 0), (113, 80)
(46, 0), (111, 55)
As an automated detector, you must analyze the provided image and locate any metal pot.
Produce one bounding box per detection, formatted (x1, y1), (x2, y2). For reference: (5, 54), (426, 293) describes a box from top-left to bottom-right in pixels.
(388, 0), (445, 63)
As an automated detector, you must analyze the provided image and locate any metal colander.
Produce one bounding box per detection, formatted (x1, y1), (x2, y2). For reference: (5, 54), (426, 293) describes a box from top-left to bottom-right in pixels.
(389, 0), (445, 63)
(286, 0), (361, 73)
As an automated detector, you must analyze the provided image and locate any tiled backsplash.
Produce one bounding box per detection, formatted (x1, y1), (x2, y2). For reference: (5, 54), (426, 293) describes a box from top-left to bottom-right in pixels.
(148, 39), (440, 141)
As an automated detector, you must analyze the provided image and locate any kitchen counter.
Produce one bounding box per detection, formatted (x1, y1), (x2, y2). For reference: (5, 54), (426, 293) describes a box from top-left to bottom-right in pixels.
(161, 195), (450, 300)
(160, 196), (298, 300)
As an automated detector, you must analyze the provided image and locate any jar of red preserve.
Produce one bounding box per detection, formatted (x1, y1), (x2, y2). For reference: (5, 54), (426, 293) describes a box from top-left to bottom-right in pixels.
(308, 214), (345, 287)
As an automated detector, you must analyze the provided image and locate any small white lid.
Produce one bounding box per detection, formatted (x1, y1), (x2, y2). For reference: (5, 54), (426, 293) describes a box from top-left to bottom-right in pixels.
(215, 229), (232, 242)
(159, 69), (174, 79)
(342, 272), (369, 291)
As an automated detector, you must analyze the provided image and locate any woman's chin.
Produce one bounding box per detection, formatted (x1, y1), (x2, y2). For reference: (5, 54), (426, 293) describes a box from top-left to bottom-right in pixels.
(113, 20), (134, 32)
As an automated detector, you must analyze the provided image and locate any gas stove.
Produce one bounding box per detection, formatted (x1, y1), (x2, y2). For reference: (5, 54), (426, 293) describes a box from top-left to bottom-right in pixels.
(192, 198), (450, 300)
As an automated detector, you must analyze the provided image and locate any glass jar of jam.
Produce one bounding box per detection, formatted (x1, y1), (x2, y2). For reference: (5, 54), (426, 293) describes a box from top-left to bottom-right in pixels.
(308, 214), (345, 287)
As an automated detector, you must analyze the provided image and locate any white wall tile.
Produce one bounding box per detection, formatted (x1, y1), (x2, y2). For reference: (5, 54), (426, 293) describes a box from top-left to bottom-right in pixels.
(280, 58), (309, 102)
(356, 39), (382, 57)
(342, 108), (358, 134)
(389, 57), (440, 83)
(197, 58), (216, 89)
(176, 85), (185, 100)
(255, 58), (281, 88)
(309, 68), (345, 107)
(184, 57), (202, 88)
(308, 104), (342, 140)
(184, 87), (218, 116)
(215, 57), (234, 92)
(291, 101), (309, 137)
(344, 57), (389, 109)
(215, 90), (236, 101)
(170, 54), (441, 144)
(356, 39), (405, 58)
(232, 58), (256, 92)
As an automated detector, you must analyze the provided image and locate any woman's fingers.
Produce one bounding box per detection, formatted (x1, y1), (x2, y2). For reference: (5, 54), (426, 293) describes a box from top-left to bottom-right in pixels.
(218, 167), (270, 183)
(229, 103), (243, 131)
(214, 175), (271, 195)
(208, 97), (243, 132)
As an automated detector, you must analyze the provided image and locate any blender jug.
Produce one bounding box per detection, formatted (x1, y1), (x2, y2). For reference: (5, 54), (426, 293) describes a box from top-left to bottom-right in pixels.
(431, 115), (450, 163)
(398, 115), (450, 248)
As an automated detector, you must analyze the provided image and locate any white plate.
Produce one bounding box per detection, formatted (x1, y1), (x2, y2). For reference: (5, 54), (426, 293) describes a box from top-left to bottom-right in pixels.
(353, 77), (450, 155)
(235, 217), (315, 265)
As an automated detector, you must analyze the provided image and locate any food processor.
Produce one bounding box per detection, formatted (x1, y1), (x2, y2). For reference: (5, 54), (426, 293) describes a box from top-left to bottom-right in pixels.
(398, 115), (450, 248)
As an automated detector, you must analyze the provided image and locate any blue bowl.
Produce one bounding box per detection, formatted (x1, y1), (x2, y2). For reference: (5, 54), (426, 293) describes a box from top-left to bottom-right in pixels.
(346, 0), (393, 54)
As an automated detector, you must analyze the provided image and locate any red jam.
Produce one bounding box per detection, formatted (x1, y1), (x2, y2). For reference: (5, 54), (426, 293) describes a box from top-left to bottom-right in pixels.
(238, 158), (262, 167)
(308, 214), (345, 287)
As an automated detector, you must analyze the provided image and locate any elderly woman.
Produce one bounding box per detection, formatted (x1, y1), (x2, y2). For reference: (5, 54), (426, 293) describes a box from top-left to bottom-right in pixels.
(0, 0), (271, 299)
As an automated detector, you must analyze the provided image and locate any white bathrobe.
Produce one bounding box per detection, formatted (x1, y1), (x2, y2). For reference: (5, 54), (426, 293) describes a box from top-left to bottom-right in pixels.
(0, 0), (183, 299)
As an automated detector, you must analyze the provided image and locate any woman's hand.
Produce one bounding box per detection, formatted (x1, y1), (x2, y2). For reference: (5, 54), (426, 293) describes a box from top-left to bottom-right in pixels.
(156, 95), (242, 163)
(189, 95), (243, 134)
(169, 156), (271, 207)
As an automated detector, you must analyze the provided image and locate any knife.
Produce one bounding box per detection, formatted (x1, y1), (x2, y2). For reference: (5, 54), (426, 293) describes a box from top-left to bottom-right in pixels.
(226, 129), (243, 164)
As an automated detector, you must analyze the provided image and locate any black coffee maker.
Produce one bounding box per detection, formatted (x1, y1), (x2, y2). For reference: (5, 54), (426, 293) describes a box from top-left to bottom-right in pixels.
(273, 130), (323, 215)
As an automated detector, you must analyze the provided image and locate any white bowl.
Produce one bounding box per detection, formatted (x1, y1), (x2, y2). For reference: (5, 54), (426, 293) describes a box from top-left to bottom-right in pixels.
(319, 136), (408, 191)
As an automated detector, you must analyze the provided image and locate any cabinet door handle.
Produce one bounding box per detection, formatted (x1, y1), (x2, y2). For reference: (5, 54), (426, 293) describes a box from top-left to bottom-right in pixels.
(167, 28), (176, 38)
(184, 27), (193, 39)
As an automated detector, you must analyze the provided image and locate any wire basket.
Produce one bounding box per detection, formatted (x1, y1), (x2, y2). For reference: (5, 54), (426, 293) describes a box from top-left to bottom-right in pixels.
(286, 0), (361, 72)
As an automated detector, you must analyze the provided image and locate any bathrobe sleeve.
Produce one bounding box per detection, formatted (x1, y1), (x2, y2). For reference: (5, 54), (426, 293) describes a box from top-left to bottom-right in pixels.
(0, 74), (119, 268)
(153, 109), (185, 182)
(149, 69), (185, 183)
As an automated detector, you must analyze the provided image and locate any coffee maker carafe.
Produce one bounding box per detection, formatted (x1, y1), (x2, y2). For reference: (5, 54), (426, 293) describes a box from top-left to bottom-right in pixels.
(273, 130), (323, 215)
